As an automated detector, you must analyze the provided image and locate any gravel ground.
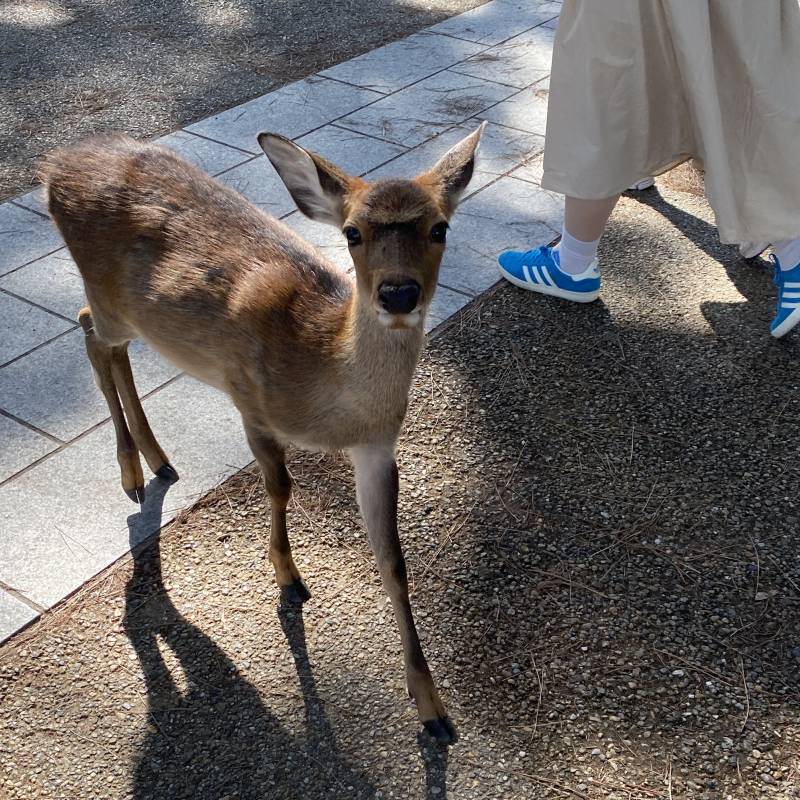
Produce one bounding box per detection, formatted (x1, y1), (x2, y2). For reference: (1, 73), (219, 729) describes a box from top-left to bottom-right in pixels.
(2, 183), (800, 799)
(0, 0), (484, 201)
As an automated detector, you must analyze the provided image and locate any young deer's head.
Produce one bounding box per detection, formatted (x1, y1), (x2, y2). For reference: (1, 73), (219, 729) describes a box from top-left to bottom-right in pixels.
(258, 124), (485, 329)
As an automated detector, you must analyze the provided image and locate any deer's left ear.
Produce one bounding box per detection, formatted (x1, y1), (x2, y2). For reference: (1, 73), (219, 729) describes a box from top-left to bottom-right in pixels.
(257, 132), (355, 227)
(416, 121), (486, 217)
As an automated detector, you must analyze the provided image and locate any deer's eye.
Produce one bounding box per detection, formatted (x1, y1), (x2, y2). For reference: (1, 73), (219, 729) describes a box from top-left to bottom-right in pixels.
(344, 226), (362, 246)
(430, 222), (448, 244)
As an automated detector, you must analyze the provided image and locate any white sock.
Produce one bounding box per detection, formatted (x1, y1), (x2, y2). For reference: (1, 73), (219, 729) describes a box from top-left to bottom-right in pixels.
(773, 239), (800, 270)
(555, 226), (600, 275)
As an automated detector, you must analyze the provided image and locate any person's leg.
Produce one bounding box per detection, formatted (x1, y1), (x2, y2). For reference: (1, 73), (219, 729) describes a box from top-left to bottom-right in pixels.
(497, 194), (618, 302)
(563, 195), (619, 242)
(557, 195), (619, 273)
(773, 239), (800, 271)
(770, 238), (800, 338)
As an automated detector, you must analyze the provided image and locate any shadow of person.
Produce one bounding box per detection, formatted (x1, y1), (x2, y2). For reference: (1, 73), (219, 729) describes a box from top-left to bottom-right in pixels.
(626, 187), (786, 339)
(123, 476), (376, 800)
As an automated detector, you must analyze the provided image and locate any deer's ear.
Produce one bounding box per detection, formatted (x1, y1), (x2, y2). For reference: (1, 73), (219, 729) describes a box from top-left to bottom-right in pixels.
(258, 132), (353, 227)
(416, 122), (486, 216)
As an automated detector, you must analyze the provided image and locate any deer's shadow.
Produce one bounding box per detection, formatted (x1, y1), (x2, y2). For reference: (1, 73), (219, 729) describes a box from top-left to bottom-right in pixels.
(123, 477), (376, 799)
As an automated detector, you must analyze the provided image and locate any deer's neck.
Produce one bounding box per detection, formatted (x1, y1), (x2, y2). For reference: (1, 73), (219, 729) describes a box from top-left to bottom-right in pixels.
(339, 292), (425, 401)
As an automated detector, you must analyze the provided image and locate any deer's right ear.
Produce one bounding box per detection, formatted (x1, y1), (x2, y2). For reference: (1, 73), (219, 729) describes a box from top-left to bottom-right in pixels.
(258, 132), (352, 227)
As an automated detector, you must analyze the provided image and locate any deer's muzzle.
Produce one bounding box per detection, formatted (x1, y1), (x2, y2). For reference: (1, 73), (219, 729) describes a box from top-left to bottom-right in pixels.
(377, 281), (421, 315)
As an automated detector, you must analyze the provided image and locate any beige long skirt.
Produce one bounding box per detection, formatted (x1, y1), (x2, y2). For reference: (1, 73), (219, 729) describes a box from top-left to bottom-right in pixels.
(541, 0), (800, 243)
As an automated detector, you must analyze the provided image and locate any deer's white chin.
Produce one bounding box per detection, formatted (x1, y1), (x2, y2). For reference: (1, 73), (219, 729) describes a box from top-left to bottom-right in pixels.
(377, 309), (423, 329)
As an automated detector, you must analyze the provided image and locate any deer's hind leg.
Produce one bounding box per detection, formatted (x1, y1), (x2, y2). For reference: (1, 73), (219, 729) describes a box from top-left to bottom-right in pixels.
(108, 344), (178, 483)
(79, 307), (145, 503)
(243, 423), (310, 605)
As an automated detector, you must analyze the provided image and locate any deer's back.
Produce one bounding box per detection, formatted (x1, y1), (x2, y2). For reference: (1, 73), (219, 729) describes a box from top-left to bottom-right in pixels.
(41, 134), (353, 392)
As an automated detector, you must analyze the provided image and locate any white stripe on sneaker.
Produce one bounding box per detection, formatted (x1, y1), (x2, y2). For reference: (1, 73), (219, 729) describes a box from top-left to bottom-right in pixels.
(782, 291), (800, 298)
(781, 301), (800, 308)
(541, 266), (553, 287)
(784, 282), (800, 288)
(523, 264), (534, 285)
(532, 265), (544, 285)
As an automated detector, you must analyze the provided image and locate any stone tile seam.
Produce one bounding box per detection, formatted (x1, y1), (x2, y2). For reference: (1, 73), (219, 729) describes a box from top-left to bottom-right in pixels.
(0, 286), (80, 326)
(428, 13), (559, 48)
(437, 283), (476, 299)
(0, 371), (186, 489)
(9, 199), (49, 220)
(0, 409), (64, 445)
(0, 244), (65, 280)
(172, 129), (260, 158)
(446, 66), (536, 91)
(0, 324), (78, 370)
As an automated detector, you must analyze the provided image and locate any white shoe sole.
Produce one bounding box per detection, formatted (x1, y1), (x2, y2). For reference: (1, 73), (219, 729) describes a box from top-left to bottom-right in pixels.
(628, 177), (655, 191)
(498, 264), (600, 303)
(771, 306), (800, 338)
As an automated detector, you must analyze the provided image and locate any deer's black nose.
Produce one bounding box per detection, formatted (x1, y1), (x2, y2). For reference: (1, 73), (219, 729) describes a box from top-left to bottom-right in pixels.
(378, 281), (421, 315)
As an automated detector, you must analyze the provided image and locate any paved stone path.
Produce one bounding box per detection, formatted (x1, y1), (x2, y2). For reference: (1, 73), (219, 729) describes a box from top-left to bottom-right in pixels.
(0, 0), (562, 640)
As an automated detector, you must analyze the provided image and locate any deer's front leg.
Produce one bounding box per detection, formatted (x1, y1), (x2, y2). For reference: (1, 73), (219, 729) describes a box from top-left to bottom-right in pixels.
(349, 444), (454, 744)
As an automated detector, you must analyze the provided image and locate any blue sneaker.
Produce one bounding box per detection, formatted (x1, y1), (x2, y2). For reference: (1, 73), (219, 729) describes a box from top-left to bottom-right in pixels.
(770, 255), (800, 338)
(497, 245), (600, 303)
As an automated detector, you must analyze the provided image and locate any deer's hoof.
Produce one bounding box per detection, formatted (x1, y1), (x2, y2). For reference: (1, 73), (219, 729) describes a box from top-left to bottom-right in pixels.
(280, 579), (311, 605)
(156, 463), (179, 482)
(423, 716), (456, 745)
(124, 485), (146, 505)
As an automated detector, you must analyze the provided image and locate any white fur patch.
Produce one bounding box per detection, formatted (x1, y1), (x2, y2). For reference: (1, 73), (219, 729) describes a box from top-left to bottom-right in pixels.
(377, 309), (422, 329)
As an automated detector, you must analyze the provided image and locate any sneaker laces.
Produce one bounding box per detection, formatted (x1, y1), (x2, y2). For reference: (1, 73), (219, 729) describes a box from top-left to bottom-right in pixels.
(520, 245), (552, 260)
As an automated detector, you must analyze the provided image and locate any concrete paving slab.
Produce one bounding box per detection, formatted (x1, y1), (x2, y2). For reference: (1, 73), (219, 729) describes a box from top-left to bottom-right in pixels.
(0, 202), (63, 277)
(0, 292), (73, 367)
(479, 81), (550, 135)
(511, 152), (545, 185)
(319, 32), (483, 94)
(0, 590), (38, 644)
(337, 70), (516, 147)
(0, 376), (253, 608)
(185, 76), (384, 154)
(155, 130), (254, 176)
(216, 156), (297, 218)
(0, 414), (57, 484)
(437, 175), (561, 295)
(0, 330), (181, 441)
(13, 189), (48, 218)
(450, 24), (555, 88)
(0, 248), (85, 321)
(367, 121), (544, 197)
(427, 0), (560, 47)
(294, 125), (407, 176)
(426, 286), (473, 332)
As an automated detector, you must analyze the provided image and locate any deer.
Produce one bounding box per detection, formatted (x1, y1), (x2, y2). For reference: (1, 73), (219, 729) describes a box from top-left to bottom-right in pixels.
(39, 121), (485, 744)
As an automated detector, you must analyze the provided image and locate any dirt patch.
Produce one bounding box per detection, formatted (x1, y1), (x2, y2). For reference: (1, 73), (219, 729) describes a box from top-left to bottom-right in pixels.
(2, 184), (799, 799)
(659, 161), (706, 197)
